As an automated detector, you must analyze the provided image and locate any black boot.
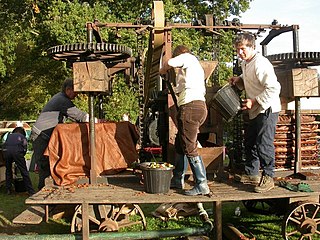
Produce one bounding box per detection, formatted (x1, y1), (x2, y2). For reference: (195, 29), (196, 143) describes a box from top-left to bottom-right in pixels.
(171, 154), (188, 189)
(184, 156), (210, 196)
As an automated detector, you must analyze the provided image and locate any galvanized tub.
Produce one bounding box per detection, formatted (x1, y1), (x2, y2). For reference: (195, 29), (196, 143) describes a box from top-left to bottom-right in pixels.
(210, 84), (241, 122)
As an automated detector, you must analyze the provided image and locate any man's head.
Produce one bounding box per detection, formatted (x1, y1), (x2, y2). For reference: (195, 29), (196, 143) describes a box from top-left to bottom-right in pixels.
(62, 78), (78, 100)
(234, 33), (256, 61)
(12, 127), (26, 136)
(172, 45), (191, 57)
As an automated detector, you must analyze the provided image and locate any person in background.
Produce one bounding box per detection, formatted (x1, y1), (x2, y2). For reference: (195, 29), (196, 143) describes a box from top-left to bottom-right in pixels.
(3, 127), (35, 195)
(159, 45), (210, 196)
(30, 78), (91, 190)
(229, 33), (281, 193)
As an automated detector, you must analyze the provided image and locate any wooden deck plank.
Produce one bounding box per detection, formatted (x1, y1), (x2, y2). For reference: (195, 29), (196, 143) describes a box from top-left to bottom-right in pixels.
(25, 178), (320, 205)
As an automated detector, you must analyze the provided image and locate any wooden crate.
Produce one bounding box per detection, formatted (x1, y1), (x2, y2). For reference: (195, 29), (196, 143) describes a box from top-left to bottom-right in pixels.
(186, 146), (225, 174)
(276, 68), (319, 97)
(200, 60), (218, 81)
(73, 61), (109, 92)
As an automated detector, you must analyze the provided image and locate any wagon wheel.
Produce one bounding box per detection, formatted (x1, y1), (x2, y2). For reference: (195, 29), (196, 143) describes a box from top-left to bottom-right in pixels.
(242, 198), (289, 215)
(70, 203), (147, 233)
(47, 42), (132, 63)
(282, 201), (320, 240)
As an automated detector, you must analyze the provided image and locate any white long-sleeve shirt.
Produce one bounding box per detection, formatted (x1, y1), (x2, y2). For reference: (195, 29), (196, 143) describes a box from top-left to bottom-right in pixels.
(168, 53), (206, 106)
(240, 52), (281, 119)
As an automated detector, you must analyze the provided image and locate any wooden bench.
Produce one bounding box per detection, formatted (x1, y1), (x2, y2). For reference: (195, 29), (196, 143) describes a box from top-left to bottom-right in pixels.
(13, 205), (46, 224)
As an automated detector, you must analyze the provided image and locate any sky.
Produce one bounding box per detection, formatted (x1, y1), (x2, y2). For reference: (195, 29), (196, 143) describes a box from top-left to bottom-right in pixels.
(233, 0), (320, 55)
(232, 0), (320, 109)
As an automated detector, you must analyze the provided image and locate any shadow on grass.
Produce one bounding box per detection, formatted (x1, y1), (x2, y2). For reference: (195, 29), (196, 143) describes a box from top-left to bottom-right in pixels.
(0, 172), (71, 236)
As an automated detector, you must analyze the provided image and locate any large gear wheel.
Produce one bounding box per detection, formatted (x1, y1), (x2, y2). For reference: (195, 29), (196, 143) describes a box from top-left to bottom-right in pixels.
(267, 52), (320, 69)
(47, 42), (132, 62)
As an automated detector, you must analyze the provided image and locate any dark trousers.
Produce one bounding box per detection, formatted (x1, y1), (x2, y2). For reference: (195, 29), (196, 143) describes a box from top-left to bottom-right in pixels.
(32, 135), (50, 190)
(244, 108), (279, 177)
(4, 148), (35, 194)
(175, 100), (207, 157)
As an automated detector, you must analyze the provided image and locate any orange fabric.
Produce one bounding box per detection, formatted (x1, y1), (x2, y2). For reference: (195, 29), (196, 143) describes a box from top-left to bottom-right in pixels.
(46, 122), (139, 186)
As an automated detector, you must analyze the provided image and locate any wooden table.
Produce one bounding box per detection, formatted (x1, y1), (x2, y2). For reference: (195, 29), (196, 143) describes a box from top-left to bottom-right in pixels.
(25, 176), (320, 240)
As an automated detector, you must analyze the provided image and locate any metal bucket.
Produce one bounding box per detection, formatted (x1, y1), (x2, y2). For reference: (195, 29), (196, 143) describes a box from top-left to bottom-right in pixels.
(210, 84), (241, 121)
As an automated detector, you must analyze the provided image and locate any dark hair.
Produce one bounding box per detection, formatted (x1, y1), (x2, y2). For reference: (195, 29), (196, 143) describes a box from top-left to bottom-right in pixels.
(12, 127), (26, 136)
(62, 78), (74, 92)
(172, 45), (191, 57)
(234, 33), (256, 48)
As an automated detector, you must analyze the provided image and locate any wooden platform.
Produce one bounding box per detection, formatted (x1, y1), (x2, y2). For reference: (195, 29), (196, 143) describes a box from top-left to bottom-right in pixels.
(26, 178), (320, 205)
(24, 175), (320, 240)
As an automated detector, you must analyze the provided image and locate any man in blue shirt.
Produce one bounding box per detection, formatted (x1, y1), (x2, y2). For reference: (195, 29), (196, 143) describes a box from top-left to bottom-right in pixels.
(3, 127), (35, 195)
(30, 78), (90, 190)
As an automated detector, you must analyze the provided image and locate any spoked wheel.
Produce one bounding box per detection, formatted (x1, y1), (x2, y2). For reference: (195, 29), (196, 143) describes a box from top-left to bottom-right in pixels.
(282, 201), (320, 240)
(242, 198), (289, 216)
(70, 203), (147, 233)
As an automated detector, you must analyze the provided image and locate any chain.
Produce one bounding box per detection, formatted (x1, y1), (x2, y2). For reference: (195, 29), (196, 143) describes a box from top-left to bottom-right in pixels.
(136, 33), (146, 149)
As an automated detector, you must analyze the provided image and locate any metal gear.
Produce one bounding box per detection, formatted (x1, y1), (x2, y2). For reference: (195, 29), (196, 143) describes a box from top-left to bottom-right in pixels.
(267, 52), (320, 69)
(148, 119), (160, 146)
(47, 42), (132, 62)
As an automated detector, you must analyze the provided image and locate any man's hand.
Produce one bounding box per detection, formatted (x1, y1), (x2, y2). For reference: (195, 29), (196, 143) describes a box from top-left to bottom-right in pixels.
(229, 76), (241, 86)
(159, 65), (169, 75)
(241, 98), (256, 110)
(84, 114), (99, 123)
(159, 61), (171, 75)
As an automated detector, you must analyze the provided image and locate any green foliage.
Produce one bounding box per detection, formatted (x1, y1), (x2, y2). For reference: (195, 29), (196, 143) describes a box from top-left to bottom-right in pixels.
(103, 77), (139, 122)
(212, 30), (235, 86)
(0, 0), (251, 120)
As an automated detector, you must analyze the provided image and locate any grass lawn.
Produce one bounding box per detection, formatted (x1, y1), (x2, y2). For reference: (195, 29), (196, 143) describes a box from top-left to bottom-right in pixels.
(0, 171), (313, 239)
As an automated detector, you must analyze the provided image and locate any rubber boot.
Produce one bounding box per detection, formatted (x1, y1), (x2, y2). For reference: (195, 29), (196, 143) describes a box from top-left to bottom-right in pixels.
(170, 154), (188, 189)
(184, 156), (210, 196)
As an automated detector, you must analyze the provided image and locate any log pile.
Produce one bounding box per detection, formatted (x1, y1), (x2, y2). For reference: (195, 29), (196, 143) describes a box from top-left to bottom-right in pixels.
(275, 114), (320, 169)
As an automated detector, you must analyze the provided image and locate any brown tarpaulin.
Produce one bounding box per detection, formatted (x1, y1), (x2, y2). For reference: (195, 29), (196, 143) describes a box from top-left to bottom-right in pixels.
(45, 122), (139, 186)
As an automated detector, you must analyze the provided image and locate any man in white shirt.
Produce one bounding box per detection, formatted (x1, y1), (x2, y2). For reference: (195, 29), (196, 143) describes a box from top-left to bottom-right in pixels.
(160, 45), (210, 196)
(229, 33), (281, 193)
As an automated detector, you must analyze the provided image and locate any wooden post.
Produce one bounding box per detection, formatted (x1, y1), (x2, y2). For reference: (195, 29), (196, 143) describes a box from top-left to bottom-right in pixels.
(89, 94), (97, 184)
(294, 97), (301, 174)
(82, 202), (90, 240)
(214, 201), (222, 240)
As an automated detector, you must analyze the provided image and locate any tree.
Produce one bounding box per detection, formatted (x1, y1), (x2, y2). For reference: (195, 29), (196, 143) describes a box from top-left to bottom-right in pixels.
(0, 0), (251, 120)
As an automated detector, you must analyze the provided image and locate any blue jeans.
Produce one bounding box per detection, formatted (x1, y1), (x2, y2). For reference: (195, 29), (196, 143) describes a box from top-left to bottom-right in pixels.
(4, 147), (35, 194)
(244, 108), (279, 177)
(175, 100), (207, 157)
(31, 134), (50, 190)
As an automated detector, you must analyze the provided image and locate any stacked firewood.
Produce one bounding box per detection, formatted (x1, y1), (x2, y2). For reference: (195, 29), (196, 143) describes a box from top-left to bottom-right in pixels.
(275, 114), (320, 169)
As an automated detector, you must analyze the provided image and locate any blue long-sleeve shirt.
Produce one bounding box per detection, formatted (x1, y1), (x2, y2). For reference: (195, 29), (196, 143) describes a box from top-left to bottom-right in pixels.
(3, 133), (27, 154)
